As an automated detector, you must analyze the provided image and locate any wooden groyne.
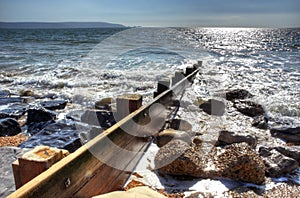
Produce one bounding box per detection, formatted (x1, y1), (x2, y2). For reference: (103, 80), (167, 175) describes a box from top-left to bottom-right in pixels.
(8, 61), (202, 198)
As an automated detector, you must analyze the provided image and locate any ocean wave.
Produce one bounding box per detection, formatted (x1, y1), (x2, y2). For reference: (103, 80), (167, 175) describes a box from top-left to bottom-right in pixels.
(0, 27), (299, 126)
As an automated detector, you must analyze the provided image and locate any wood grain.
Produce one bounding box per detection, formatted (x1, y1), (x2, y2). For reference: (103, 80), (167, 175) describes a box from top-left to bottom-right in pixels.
(8, 64), (201, 198)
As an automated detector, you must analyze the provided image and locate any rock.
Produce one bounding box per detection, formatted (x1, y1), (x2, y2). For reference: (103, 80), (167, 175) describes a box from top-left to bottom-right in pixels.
(194, 96), (206, 106)
(216, 130), (257, 147)
(258, 146), (272, 157)
(270, 127), (300, 144)
(0, 104), (27, 119)
(233, 100), (265, 117)
(92, 186), (167, 198)
(0, 90), (10, 97)
(79, 126), (103, 144)
(81, 110), (116, 129)
(26, 108), (56, 124)
(0, 118), (22, 136)
(155, 141), (265, 185)
(258, 146), (299, 178)
(155, 140), (206, 177)
(65, 109), (84, 122)
(225, 89), (254, 101)
(275, 146), (300, 163)
(44, 93), (59, 99)
(40, 100), (68, 111)
(19, 89), (34, 96)
(192, 136), (202, 146)
(199, 99), (225, 116)
(260, 145), (300, 163)
(169, 119), (192, 131)
(155, 129), (191, 147)
(171, 99), (180, 107)
(95, 98), (113, 110)
(0, 97), (25, 105)
(218, 143), (265, 184)
(19, 119), (89, 152)
(264, 183), (300, 197)
(27, 120), (55, 135)
(252, 115), (268, 129)
(63, 138), (83, 153)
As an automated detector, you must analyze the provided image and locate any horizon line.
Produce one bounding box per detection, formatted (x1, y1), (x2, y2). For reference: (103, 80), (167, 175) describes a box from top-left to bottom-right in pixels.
(0, 21), (299, 29)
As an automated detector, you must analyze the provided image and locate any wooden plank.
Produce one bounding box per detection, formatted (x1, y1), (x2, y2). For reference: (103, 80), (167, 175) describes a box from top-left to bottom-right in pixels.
(8, 64), (201, 198)
(8, 127), (148, 198)
(74, 140), (150, 197)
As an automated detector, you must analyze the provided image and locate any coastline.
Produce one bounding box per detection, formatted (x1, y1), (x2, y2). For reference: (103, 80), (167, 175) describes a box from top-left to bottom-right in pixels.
(1, 63), (300, 197)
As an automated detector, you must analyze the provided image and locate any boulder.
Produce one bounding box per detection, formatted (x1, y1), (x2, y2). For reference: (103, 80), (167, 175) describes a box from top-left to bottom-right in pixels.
(258, 146), (272, 157)
(26, 108), (56, 124)
(258, 146), (299, 178)
(79, 126), (103, 144)
(252, 115), (268, 129)
(63, 138), (83, 153)
(275, 146), (300, 163)
(92, 186), (166, 198)
(0, 104), (27, 119)
(81, 110), (116, 129)
(27, 120), (55, 135)
(19, 119), (90, 152)
(169, 119), (192, 131)
(233, 100), (265, 117)
(66, 110), (84, 122)
(0, 90), (10, 97)
(95, 98), (113, 110)
(0, 118), (22, 136)
(218, 143), (265, 184)
(155, 129), (191, 147)
(270, 127), (300, 144)
(19, 89), (34, 96)
(192, 136), (202, 146)
(199, 99), (225, 116)
(260, 145), (300, 163)
(155, 140), (207, 177)
(44, 93), (59, 99)
(225, 89), (254, 101)
(40, 100), (68, 111)
(155, 141), (266, 185)
(0, 97), (25, 105)
(216, 130), (257, 147)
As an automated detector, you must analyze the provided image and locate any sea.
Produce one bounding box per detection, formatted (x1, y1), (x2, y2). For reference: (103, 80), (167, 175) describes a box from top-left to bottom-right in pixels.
(1, 27), (300, 195)
(0, 27), (299, 128)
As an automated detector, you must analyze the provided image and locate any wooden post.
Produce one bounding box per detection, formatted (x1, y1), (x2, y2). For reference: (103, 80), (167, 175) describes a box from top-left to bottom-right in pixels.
(172, 71), (184, 86)
(157, 78), (170, 93)
(7, 62), (202, 198)
(116, 94), (142, 120)
(154, 78), (170, 98)
(12, 146), (69, 189)
(185, 66), (195, 76)
(193, 61), (202, 69)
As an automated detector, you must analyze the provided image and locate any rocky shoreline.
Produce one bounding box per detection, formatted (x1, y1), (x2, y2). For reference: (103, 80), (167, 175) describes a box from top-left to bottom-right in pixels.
(0, 89), (113, 197)
(1, 85), (300, 197)
(124, 87), (300, 197)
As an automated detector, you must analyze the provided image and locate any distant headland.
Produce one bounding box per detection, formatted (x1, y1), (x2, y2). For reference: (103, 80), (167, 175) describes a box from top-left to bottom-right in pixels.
(0, 22), (126, 29)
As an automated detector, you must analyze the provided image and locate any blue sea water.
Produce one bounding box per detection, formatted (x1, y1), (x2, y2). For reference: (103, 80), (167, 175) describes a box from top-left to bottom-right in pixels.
(0, 27), (299, 127)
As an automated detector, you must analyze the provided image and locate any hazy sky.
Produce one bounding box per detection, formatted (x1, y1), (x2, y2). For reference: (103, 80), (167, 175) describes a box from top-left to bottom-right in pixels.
(0, 0), (299, 27)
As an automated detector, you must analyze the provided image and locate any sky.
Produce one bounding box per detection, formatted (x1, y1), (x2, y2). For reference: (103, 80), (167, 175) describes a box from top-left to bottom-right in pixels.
(0, 0), (300, 27)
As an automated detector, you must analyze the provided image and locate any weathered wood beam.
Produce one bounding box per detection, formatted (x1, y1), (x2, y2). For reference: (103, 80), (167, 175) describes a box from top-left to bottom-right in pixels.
(8, 63), (201, 198)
